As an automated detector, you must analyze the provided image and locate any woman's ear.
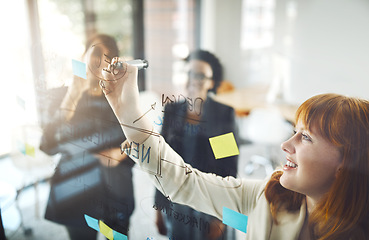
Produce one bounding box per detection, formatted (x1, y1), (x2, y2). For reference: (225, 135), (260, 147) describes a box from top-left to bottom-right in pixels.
(205, 80), (215, 92)
(335, 163), (343, 177)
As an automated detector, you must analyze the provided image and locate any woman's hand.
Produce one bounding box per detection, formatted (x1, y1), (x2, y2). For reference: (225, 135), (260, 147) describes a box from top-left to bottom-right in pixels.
(207, 219), (226, 240)
(100, 58), (139, 118)
(70, 75), (90, 95)
(100, 58), (152, 144)
(155, 210), (167, 236)
(60, 75), (89, 121)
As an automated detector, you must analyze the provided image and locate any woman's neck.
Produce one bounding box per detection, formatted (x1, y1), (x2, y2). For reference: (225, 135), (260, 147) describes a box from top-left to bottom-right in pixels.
(305, 195), (320, 215)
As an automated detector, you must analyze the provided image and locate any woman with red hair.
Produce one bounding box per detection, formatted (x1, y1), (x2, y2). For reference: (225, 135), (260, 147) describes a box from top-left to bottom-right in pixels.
(101, 61), (369, 239)
(265, 94), (369, 239)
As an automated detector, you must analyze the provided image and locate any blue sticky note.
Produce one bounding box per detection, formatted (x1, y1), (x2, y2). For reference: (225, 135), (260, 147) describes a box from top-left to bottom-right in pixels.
(72, 59), (87, 79)
(17, 141), (26, 155)
(113, 230), (128, 240)
(222, 207), (248, 233)
(84, 214), (100, 232)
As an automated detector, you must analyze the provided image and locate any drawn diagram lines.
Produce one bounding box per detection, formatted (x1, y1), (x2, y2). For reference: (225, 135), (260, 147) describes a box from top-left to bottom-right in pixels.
(161, 158), (192, 175)
(133, 102), (156, 124)
(159, 157), (242, 189)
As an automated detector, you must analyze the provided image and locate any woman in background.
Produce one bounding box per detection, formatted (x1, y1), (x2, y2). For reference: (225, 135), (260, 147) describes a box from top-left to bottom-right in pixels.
(101, 60), (369, 239)
(40, 34), (135, 239)
(155, 50), (238, 240)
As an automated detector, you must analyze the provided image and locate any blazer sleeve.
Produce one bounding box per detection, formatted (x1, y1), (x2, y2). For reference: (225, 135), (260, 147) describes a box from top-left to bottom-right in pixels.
(208, 101), (239, 177)
(219, 104), (239, 177)
(125, 134), (265, 220)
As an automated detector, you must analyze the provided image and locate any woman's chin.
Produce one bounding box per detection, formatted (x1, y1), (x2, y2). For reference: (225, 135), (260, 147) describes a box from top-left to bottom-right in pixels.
(279, 173), (293, 190)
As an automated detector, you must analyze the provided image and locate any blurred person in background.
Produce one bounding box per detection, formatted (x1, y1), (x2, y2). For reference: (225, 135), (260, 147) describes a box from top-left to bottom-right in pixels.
(40, 34), (135, 239)
(154, 50), (239, 240)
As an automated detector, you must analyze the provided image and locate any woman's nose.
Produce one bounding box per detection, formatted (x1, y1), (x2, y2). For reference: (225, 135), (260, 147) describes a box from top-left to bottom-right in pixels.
(281, 136), (294, 154)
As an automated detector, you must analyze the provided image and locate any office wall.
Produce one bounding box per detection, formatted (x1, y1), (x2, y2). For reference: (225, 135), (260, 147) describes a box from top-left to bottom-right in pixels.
(284, 0), (369, 104)
(200, 0), (247, 87)
(201, 0), (369, 104)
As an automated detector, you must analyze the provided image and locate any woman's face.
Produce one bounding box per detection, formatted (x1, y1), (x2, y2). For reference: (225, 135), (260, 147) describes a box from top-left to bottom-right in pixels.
(186, 60), (214, 100)
(85, 40), (111, 81)
(279, 121), (342, 199)
(83, 40), (114, 95)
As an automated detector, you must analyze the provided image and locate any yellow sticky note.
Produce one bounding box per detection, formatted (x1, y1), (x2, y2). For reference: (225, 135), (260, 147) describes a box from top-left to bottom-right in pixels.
(209, 132), (239, 159)
(99, 220), (114, 240)
(25, 143), (35, 157)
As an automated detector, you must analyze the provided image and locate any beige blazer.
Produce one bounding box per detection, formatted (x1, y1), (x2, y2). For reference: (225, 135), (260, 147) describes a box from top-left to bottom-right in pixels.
(126, 135), (307, 239)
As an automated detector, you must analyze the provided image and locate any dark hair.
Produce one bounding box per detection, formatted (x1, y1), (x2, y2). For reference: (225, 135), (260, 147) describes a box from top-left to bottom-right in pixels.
(84, 34), (119, 57)
(82, 34), (119, 82)
(185, 50), (223, 93)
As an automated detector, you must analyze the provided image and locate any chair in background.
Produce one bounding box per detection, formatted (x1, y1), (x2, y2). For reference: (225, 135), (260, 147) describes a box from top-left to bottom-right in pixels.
(0, 180), (20, 237)
(5, 124), (59, 236)
(238, 107), (293, 176)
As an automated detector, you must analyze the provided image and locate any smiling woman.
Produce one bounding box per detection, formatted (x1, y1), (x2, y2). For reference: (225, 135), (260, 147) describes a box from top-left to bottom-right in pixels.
(100, 52), (369, 239)
(280, 121), (342, 199)
(265, 93), (369, 239)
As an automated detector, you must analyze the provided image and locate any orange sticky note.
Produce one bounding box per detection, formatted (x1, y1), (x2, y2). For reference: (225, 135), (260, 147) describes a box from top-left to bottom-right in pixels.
(99, 220), (114, 240)
(209, 132), (239, 159)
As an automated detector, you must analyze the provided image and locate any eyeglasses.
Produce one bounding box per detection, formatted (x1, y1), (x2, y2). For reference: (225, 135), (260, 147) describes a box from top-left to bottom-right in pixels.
(188, 71), (212, 81)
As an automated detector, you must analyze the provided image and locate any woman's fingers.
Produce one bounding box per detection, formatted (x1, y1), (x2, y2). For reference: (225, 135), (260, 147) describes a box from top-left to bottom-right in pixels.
(99, 78), (114, 95)
(100, 58), (127, 95)
(100, 59), (139, 117)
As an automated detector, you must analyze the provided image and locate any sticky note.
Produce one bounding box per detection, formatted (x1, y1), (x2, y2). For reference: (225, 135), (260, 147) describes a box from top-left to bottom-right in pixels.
(113, 230), (128, 240)
(222, 207), (248, 233)
(84, 214), (99, 231)
(25, 143), (35, 157)
(17, 141), (26, 155)
(72, 59), (87, 79)
(99, 220), (114, 240)
(209, 132), (239, 159)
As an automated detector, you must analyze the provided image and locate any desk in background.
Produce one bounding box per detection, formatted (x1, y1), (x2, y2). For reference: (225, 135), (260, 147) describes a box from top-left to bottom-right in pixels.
(214, 84), (297, 177)
(213, 84), (298, 123)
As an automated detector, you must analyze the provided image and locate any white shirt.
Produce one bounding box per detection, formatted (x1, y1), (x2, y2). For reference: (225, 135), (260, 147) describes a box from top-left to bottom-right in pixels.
(126, 134), (307, 239)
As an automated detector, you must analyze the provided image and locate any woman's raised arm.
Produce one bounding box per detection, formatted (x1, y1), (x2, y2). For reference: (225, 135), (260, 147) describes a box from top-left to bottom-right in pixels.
(101, 59), (153, 144)
(99, 58), (262, 226)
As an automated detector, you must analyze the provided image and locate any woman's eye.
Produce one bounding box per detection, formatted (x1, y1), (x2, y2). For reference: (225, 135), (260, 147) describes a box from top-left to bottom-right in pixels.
(293, 130), (312, 142)
(301, 133), (311, 141)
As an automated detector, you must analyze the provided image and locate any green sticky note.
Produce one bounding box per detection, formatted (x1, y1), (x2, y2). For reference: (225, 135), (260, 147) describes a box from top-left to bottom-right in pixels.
(99, 220), (114, 240)
(209, 132), (239, 159)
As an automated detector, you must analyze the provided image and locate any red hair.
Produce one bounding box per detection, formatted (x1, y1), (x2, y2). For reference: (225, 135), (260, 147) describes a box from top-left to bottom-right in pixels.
(265, 93), (369, 239)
